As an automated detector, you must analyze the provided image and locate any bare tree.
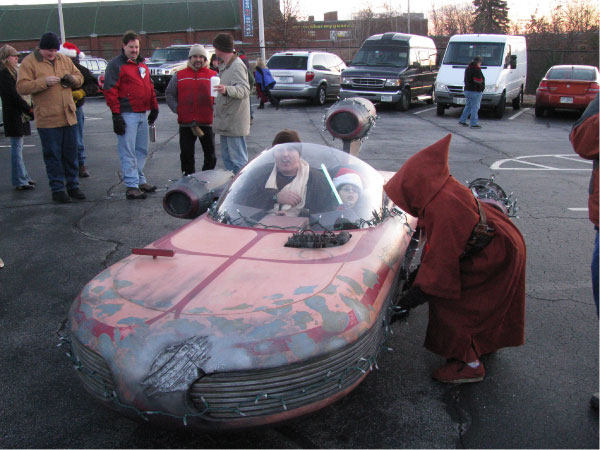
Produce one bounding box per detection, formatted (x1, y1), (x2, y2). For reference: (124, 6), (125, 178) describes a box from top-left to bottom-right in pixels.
(429, 2), (474, 36)
(563, 0), (599, 32)
(266, 0), (309, 49)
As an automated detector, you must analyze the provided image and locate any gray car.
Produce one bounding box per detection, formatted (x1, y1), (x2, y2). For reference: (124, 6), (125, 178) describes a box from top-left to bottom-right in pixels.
(267, 51), (347, 106)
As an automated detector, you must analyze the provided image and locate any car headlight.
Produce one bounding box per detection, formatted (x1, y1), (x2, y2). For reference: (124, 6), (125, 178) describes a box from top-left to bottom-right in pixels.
(342, 77), (352, 84)
(385, 78), (401, 87)
(484, 84), (497, 94)
(435, 82), (448, 92)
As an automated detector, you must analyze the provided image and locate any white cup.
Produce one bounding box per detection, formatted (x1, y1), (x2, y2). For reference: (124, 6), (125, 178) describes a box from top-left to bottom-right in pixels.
(210, 76), (220, 97)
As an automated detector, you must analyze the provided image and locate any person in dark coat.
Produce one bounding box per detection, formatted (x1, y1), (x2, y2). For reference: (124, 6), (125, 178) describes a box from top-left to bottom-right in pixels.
(384, 134), (526, 383)
(458, 56), (485, 128)
(254, 58), (279, 109)
(0, 44), (35, 190)
(59, 42), (99, 177)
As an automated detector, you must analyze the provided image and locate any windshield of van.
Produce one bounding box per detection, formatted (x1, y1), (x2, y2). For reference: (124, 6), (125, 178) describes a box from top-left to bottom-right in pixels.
(351, 46), (408, 68)
(150, 48), (189, 62)
(268, 56), (308, 70)
(442, 42), (505, 66)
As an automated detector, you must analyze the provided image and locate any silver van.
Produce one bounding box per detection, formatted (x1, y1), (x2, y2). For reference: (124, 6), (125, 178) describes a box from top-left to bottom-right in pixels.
(267, 51), (347, 105)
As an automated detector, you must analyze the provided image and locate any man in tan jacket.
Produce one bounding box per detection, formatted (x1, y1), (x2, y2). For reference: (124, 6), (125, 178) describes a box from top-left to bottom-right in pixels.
(17, 32), (84, 203)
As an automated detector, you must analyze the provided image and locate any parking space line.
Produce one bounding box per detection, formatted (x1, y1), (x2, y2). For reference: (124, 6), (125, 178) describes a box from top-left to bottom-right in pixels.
(508, 108), (530, 120)
(413, 107), (436, 115)
(0, 145), (35, 148)
(568, 208), (589, 211)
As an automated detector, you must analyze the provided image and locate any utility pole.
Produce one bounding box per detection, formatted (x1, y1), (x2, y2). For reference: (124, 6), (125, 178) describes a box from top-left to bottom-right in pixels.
(257, 0), (266, 61)
(407, 0), (410, 34)
(57, 0), (66, 44)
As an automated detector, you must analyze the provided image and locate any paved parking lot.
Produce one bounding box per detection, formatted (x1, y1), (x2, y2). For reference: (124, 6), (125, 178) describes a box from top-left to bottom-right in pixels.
(0, 95), (597, 448)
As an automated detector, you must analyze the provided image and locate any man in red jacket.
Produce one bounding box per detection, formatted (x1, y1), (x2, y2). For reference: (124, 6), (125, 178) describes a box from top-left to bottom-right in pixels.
(165, 44), (217, 175)
(104, 30), (159, 200)
(384, 134), (526, 383)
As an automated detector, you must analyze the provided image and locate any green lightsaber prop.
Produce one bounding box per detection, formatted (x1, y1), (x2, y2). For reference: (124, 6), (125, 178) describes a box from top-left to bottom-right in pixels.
(321, 163), (343, 205)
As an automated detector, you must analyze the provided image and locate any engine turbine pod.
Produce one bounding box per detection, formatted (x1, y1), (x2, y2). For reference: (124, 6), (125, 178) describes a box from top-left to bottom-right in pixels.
(325, 98), (377, 140)
(163, 169), (234, 219)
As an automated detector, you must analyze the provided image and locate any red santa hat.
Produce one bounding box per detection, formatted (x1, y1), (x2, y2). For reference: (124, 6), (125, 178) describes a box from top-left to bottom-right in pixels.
(59, 42), (84, 58)
(333, 168), (363, 192)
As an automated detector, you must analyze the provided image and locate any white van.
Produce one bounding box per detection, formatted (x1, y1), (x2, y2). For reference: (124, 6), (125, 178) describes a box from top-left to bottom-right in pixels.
(435, 34), (526, 118)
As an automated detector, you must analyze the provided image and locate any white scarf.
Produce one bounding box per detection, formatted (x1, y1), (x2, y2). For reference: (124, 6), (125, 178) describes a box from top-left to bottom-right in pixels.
(265, 159), (310, 217)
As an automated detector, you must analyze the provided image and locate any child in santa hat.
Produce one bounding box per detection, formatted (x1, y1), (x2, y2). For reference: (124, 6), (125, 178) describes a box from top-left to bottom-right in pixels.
(333, 168), (363, 208)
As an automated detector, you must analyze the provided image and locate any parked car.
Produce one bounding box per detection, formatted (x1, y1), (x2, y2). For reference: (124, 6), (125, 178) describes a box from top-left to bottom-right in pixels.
(535, 65), (599, 117)
(147, 44), (215, 95)
(79, 56), (108, 96)
(435, 34), (527, 118)
(65, 141), (418, 431)
(267, 51), (347, 105)
(340, 33), (437, 111)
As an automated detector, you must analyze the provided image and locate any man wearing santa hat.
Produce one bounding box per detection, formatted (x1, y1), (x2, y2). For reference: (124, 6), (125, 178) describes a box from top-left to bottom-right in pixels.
(58, 42), (98, 178)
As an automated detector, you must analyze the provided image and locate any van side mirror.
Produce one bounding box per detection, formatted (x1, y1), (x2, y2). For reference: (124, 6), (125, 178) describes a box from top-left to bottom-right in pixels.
(509, 55), (517, 69)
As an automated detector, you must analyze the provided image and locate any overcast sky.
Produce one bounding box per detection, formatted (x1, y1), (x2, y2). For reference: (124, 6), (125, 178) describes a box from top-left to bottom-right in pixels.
(0, 0), (555, 22)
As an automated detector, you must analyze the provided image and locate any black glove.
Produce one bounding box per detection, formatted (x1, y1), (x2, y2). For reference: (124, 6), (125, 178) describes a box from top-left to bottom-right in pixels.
(112, 113), (126, 135)
(148, 109), (159, 125)
(399, 286), (429, 310)
(60, 74), (77, 88)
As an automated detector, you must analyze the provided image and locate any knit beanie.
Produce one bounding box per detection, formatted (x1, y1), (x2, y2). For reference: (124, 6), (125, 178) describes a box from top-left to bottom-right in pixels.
(39, 32), (60, 50)
(0, 45), (19, 62)
(59, 42), (84, 59)
(272, 129), (301, 146)
(333, 168), (363, 193)
(212, 33), (234, 53)
(188, 44), (208, 59)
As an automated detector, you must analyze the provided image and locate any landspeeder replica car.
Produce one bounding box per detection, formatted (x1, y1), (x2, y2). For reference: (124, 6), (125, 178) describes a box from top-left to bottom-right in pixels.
(65, 111), (418, 432)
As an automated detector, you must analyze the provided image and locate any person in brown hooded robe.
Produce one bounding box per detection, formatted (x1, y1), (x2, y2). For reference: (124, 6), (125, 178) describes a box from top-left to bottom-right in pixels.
(384, 134), (526, 383)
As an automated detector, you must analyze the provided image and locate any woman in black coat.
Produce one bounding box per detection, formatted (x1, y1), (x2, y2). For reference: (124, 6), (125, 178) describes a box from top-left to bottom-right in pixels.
(0, 45), (34, 190)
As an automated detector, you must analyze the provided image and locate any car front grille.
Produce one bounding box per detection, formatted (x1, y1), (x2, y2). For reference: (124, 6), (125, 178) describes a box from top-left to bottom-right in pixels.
(150, 68), (158, 75)
(448, 85), (464, 94)
(189, 313), (386, 419)
(71, 335), (116, 400)
(350, 78), (386, 88)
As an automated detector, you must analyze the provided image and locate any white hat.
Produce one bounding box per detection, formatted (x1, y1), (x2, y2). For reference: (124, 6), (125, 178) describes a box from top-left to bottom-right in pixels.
(189, 44), (208, 59)
(333, 168), (363, 192)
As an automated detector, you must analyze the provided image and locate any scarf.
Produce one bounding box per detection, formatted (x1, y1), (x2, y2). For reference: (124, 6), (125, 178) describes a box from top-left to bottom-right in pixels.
(265, 159), (310, 217)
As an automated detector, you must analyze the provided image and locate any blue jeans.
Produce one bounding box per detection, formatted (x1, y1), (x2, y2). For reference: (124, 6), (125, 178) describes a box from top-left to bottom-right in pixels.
(117, 112), (149, 188)
(459, 91), (483, 126)
(75, 106), (86, 166)
(219, 135), (248, 174)
(593, 229), (598, 316)
(10, 136), (31, 187)
(37, 126), (79, 192)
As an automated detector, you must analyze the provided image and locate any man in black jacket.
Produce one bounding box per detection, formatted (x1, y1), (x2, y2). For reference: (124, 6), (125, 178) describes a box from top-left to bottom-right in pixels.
(459, 56), (485, 129)
(59, 42), (98, 177)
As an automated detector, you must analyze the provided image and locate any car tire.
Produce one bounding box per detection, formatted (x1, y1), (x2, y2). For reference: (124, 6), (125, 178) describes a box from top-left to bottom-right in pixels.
(512, 89), (523, 110)
(426, 88), (435, 104)
(313, 85), (327, 106)
(396, 89), (410, 111)
(494, 92), (506, 119)
(436, 103), (445, 116)
(534, 105), (545, 117)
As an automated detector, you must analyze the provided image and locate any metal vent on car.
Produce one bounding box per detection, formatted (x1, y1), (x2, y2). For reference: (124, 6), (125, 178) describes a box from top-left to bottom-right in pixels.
(189, 314), (385, 419)
(71, 335), (116, 400)
(351, 78), (385, 88)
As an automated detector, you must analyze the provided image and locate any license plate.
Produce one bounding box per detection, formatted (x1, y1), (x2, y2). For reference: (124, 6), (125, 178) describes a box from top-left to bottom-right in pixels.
(381, 95), (393, 102)
(275, 76), (293, 84)
(560, 97), (574, 104)
(455, 97), (466, 105)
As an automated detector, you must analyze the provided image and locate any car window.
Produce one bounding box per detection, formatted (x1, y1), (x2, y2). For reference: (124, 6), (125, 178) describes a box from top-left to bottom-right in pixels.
(311, 54), (326, 69)
(268, 56), (308, 70)
(352, 46), (408, 68)
(98, 60), (107, 71)
(547, 68), (597, 81)
(151, 48), (189, 62)
(89, 61), (99, 71)
(213, 143), (385, 231)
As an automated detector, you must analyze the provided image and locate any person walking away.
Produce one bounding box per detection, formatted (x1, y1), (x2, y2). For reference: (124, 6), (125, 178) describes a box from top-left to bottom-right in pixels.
(254, 58), (279, 109)
(569, 94), (599, 409)
(384, 134), (526, 383)
(59, 42), (98, 178)
(458, 56), (485, 128)
(0, 45), (35, 191)
(17, 32), (85, 203)
(104, 30), (159, 200)
(211, 33), (250, 174)
(237, 50), (255, 123)
(165, 44), (217, 175)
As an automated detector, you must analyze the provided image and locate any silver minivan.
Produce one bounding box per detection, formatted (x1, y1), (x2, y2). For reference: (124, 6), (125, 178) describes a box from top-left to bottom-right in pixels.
(267, 51), (347, 105)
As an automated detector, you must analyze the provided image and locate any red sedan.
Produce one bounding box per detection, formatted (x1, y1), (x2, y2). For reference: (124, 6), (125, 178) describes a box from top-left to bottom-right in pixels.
(535, 65), (599, 117)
